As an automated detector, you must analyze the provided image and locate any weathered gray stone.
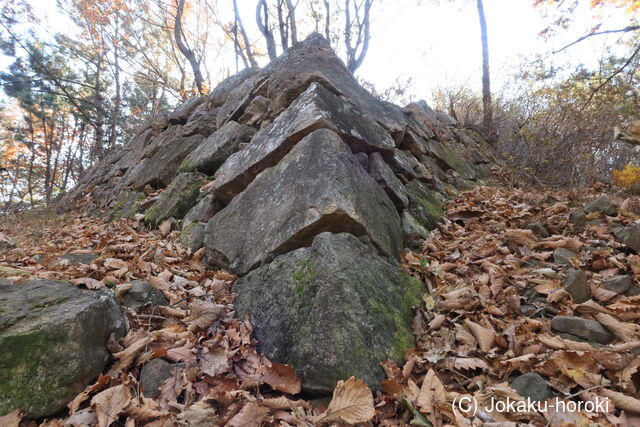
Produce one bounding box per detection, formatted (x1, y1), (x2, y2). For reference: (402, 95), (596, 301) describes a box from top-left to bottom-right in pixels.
(181, 109), (218, 137)
(238, 95), (271, 126)
(140, 358), (175, 398)
(209, 67), (260, 108)
(179, 121), (256, 174)
(553, 248), (578, 265)
(424, 139), (475, 180)
(563, 268), (590, 303)
(613, 225), (640, 252)
(144, 172), (206, 227)
(205, 129), (402, 275)
(120, 280), (169, 312)
(368, 152), (408, 209)
(180, 222), (206, 252)
(405, 180), (446, 230)
(60, 252), (99, 266)
(625, 286), (640, 296)
(216, 72), (267, 128)
(213, 83), (395, 203)
(389, 149), (417, 181)
(526, 222), (550, 238)
(142, 125), (184, 159)
(182, 194), (222, 229)
(107, 190), (144, 221)
(510, 373), (552, 402)
(234, 232), (424, 395)
(568, 210), (587, 231)
(602, 275), (632, 294)
(0, 280), (126, 417)
(168, 96), (206, 125)
(401, 211), (429, 250)
(0, 233), (16, 253)
(551, 316), (613, 344)
(129, 133), (205, 190)
(584, 196), (618, 216)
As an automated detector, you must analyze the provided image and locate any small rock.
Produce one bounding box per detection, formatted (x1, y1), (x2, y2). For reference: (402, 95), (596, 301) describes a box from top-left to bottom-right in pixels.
(568, 210), (587, 231)
(602, 275), (632, 294)
(563, 268), (590, 303)
(401, 211), (429, 250)
(120, 281), (169, 312)
(584, 196), (618, 216)
(179, 223), (206, 252)
(510, 373), (552, 402)
(624, 286), (640, 297)
(60, 252), (98, 265)
(613, 225), (640, 252)
(140, 359), (175, 398)
(551, 316), (613, 344)
(526, 222), (549, 238)
(553, 248), (577, 266)
(0, 233), (16, 253)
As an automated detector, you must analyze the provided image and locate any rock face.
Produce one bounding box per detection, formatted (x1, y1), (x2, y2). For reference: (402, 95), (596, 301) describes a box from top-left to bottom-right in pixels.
(234, 232), (423, 394)
(0, 280), (126, 417)
(205, 129), (402, 275)
(62, 33), (495, 396)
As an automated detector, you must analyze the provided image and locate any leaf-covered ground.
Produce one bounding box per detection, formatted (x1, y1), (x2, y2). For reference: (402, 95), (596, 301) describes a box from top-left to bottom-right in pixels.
(1, 180), (640, 427)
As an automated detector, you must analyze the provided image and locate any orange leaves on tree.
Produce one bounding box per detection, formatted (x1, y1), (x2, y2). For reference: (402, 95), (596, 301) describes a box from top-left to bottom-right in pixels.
(612, 164), (640, 186)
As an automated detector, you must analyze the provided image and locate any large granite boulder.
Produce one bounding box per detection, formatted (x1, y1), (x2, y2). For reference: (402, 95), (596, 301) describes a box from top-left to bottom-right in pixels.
(179, 121), (256, 174)
(0, 280), (126, 418)
(144, 172), (206, 227)
(234, 232), (424, 395)
(205, 128), (402, 275)
(213, 83), (395, 203)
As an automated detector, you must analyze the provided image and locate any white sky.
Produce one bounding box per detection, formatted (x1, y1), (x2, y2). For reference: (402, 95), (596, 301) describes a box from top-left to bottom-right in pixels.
(5, 0), (635, 105)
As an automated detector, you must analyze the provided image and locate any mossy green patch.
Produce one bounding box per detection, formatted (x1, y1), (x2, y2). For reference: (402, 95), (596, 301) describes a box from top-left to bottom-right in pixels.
(107, 190), (143, 222)
(144, 173), (205, 227)
(292, 257), (316, 297)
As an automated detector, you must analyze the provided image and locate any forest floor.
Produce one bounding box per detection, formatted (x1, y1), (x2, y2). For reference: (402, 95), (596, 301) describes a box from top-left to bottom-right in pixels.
(1, 176), (640, 427)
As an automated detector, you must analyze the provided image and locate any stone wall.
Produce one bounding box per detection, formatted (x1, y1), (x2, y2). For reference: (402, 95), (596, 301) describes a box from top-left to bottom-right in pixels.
(63, 33), (497, 394)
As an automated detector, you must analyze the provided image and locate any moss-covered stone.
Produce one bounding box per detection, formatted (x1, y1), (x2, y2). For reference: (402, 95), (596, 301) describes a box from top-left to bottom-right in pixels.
(234, 232), (424, 396)
(144, 172), (205, 227)
(107, 190), (144, 221)
(179, 222), (206, 252)
(0, 280), (126, 418)
(405, 180), (446, 230)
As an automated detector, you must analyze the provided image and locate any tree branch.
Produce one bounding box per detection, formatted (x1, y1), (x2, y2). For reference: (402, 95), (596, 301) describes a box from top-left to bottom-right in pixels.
(553, 25), (640, 54)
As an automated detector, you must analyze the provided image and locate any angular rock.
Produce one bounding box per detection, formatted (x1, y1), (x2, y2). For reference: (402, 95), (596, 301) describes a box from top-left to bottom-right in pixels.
(60, 252), (98, 265)
(625, 286), (640, 296)
(234, 232), (424, 395)
(168, 95), (206, 125)
(553, 247), (577, 265)
(213, 83), (395, 203)
(389, 149), (417, 181)
(510, 373), (552, 402)
(205, 129), (402, 275)
(405, 180), (446, 230)
(563, 268), (590, 303)
(216, 72), (267, 129)
(0, 280), (126, 417)
(424, 139), (475, 180)
(238, 95), (271, 126)
(209, 67), (259, 108)
(401, 211), (429, 250)
(526, 222), (550, 238)
(182, 194), (222, 228)
(129, 133), (205, 190)
(584, 196), (618, 216)
(551, 316), (613, 344)
(613, 225), (640, 252)
(144, 173), (206, 227)
(179, 121), (256, 174)
(139, 358), (175, 398)
(180, 222), (206, 252)
(107, 190), (144, 221)
(602, 275), (632, 294)
(120, 280), (169, 312)
(568, 210), (587, 231)
(181, 109), (218, 137)
(0, 233), (16, 253)
(368, 152), (408, 209)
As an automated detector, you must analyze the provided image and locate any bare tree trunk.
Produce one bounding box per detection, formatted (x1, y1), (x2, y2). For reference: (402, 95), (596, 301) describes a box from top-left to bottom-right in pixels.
(93, 56), (105, 161)
(109, 15), (122, 148)
(344, 0), (372, 73)
(174, 0), (204, 93)
(256, 0), (277, 60)
(286, 0), (298, 45)
(476, 0), (493, 143)
(277, 0), (289, 50)
(324, 0), (331, 44)
(233, 0), (257, 67)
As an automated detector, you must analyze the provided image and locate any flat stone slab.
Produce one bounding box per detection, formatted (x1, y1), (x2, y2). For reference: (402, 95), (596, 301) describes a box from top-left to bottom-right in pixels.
(213, 83), (395, 203)
(368, 152), (408, 209)
(233, 232), (424, 395)
(0, 280), (126, 418)
(144, 172), (205, 227)
(551, 316), (613, 344)
(205, 128), (402, 275)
